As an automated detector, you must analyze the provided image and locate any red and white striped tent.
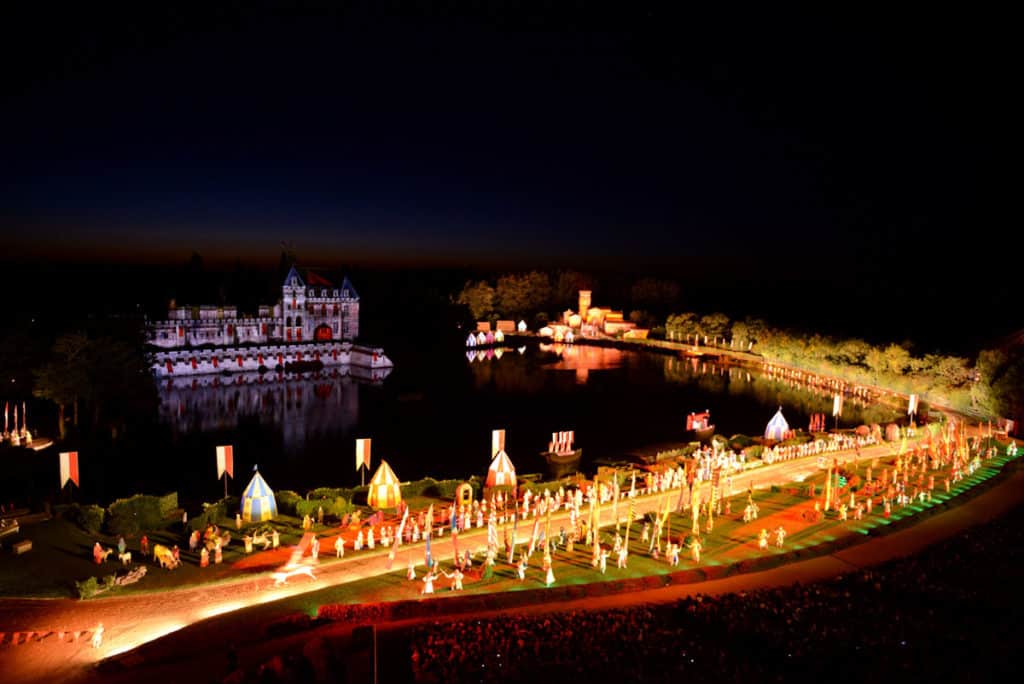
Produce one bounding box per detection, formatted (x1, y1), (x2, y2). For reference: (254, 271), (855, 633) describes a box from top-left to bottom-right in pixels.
(486, 449), (517, 488)
(367, 459), (403, 509)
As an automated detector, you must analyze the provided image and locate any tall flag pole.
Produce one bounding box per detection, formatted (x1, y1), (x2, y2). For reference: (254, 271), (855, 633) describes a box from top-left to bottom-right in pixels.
(216, 445), (234, 499)
(424, 503), (434, 569)
(356, 438), (372, 487)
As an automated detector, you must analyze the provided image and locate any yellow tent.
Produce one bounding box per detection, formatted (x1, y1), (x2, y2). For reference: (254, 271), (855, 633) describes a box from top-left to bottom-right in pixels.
(367, 459), (402, 509)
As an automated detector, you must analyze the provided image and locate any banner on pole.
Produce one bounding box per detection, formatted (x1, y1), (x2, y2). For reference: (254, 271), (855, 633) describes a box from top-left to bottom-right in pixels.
(907, 394), (918, 416)
(216, 445), (234, 479)
(59, 451), (79, 488)
(832, 393), (844, 418)
(356, 438), (371, 471)
(491, 429), (505, 458)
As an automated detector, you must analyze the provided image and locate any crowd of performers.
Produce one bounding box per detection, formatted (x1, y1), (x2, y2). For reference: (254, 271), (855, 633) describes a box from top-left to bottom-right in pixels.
(83, 417), (1016, 603)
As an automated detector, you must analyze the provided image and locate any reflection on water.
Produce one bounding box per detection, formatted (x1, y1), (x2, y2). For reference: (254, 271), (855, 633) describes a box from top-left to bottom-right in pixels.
(157, 367), (390, 454)
(539, 343), (623, 384)
(145, 343), (897, 500)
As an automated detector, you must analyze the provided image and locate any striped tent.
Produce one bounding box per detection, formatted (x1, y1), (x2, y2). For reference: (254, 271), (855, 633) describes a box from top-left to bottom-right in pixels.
(764, 408), (790, 441)
(486, 449), (517, 487)
(367, 459), (402, 509)
(240, 467), (278, 522)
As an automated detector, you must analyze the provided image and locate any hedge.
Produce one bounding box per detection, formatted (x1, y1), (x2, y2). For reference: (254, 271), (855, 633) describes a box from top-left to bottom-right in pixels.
(62, 503), (105, 534)
(107, 494), (166, 537)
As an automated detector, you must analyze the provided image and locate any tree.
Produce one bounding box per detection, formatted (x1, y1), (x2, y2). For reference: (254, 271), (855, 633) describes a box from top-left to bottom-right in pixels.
(495, 272), (551, 319)
(456, 280), (497, 321)
(32, 332), (90, 439)
(553, 270), (596, 310)
(881, 344), (912, 376)
(665, 312), (699, 341)
(699, 313), (731, 340)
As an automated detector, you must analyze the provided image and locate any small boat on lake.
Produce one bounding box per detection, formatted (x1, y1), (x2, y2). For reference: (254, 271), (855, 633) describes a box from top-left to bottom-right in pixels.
(687, 410), (715, 443)
(541, 430), (583, 465)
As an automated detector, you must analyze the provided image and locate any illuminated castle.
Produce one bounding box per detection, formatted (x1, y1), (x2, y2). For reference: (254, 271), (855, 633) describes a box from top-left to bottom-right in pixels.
(147, 265), (359, 349)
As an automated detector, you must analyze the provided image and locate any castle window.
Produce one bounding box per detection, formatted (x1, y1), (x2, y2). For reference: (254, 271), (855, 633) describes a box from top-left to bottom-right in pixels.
(321, 289), (327, 297)
(296, 316), (302, 327)
(285, 317), (292, 327)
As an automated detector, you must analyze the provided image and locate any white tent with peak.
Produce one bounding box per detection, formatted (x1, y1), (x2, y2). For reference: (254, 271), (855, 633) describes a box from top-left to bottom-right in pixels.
(764, 408), (790, 441)
(486, 450), (517, 488)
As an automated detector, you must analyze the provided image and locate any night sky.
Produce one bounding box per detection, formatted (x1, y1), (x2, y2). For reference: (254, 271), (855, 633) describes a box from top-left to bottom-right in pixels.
(0, 4), (1015, 337)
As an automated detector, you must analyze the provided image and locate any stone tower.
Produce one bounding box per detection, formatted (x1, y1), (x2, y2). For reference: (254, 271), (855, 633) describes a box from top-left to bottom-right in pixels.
(578, 290), (592, 318)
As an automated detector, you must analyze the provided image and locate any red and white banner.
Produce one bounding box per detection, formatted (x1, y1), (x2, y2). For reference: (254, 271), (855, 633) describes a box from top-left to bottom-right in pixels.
(216, 445), (234, 479)
(491, 429), (505, 458)
(356, 438), (372, 471)
(907, 394), (918, 416)
(59, 451), (79, 488)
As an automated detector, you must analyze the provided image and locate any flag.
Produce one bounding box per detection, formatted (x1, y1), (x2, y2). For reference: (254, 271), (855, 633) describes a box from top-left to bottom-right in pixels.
(491, 429), (505, 458)
(216, 445), (234, 479)
(832, 393), (843, 418)
(425, 528), (433, 569)
(528, 515), (541, 556)
(356, 438), (372, 471)
(907, 394), (918, 416)
(59, 451), (79, 487)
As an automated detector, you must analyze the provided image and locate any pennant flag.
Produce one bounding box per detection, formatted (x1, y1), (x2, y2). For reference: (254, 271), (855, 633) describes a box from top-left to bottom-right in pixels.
(907, 394), (919, 416)
(59, 451), (79, 488)
(491, 429), (505, 458)
(356, 438), (372, 471)
(216, 445), (234, 479)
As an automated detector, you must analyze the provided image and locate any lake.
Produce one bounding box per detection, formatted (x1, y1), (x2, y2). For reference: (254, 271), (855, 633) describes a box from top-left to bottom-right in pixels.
(133, 341), (890, 504)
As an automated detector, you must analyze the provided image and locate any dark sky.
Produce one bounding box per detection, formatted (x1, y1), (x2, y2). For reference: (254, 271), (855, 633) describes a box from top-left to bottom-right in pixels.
(0, 4), (1014, 279)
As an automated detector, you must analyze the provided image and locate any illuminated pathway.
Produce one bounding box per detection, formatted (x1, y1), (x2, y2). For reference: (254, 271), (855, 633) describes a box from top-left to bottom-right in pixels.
(0, 430), (1010, 684)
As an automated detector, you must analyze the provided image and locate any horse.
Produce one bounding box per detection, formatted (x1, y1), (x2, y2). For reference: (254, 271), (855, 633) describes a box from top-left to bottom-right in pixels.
(270, 563), (317, 587)
(118, 551), (132, 566)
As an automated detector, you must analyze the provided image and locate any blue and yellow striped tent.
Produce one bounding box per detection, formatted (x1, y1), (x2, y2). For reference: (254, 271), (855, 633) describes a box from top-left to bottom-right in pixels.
(241, 467), (278, 522)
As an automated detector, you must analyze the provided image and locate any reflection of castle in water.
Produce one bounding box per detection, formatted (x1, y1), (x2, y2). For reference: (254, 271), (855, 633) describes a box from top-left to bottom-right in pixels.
(156, 366), (391, 452)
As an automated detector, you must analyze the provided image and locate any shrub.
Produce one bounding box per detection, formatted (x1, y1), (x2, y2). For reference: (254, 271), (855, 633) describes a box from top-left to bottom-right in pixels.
(75, 574), (116, 600)
(189, 499), (229, 532)
(107, 495), (165, 537)
(276, 490), (302, 516)
(730, 434), (756, 449)
(157, 492), (179, 517)
(296, 496), (353, 520)
(75, 577), (99, 600)
(744, 445), (764, 460)
(64, 504), (105, 534)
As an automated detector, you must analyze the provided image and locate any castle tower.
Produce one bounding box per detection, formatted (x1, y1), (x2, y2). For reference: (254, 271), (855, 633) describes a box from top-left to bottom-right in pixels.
(578, 290), (592, 319)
